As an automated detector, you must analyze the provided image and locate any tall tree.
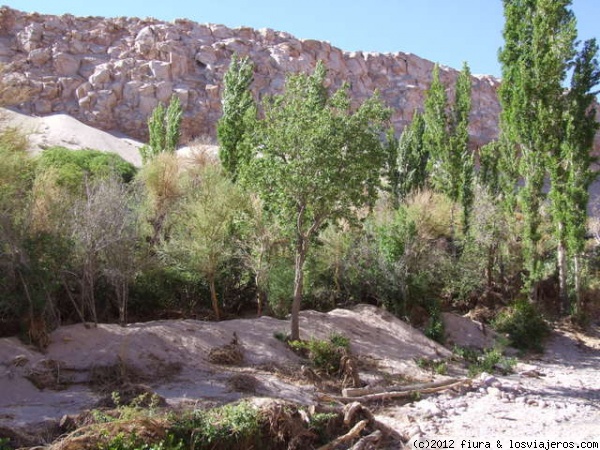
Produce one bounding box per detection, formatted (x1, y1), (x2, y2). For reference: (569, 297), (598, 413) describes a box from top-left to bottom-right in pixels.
(243, 62), (390, 340)
(164, 162), (245, 320)
(423, 63), (474, 238)
(499, 0), (598, 307)
(423, 64), (449, 193)
(555, 38), (600, 312)
(392, 112), (428, 203)
(217, 55), (256, 180)
(140, 96), (183, 164)
(452, 62), (475, 233)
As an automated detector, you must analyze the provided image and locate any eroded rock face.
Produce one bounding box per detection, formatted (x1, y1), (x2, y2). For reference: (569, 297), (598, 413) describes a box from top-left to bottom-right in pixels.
(0, 6), (598, 156)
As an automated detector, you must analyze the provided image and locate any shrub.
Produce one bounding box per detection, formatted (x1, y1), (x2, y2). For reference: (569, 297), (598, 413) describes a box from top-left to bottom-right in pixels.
(453, 346), (516, 376)
(289, 333), (350, 376)
(36, 147), (136, 193)
(493, 299), (550, 352)
(172, 402), (260, 450)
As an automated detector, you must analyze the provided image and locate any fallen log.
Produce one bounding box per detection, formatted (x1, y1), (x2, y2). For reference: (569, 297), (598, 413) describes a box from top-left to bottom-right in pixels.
(342, 377), (467, 398)
(322, 378), (470, 404)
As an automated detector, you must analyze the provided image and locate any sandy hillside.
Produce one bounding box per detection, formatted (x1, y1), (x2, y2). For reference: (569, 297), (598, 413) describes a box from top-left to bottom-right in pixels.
(0, 305), (450, 431)
(1, 107), (144, 166)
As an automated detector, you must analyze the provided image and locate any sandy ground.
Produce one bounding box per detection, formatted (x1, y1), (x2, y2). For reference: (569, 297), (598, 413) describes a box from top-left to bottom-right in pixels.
(0, 305), (449, 433)
(1, 305), (599, 448)
(382, 324), (600, 445)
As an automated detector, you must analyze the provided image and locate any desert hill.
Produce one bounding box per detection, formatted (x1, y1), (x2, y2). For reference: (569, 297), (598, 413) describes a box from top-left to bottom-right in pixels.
(0, 6), (530, 149)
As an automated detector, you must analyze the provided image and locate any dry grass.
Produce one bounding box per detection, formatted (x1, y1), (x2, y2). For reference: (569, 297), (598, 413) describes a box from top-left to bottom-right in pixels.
(227, 373), (260, 393)
(207, 333), (244, 365)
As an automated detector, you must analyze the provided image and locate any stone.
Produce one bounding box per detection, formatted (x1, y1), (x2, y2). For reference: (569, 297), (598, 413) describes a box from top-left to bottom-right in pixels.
(53, 52), (80, 76)
(148, 60), (171, 80)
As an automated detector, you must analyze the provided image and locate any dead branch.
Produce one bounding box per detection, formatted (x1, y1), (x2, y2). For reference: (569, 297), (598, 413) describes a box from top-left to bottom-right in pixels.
(342, 377), (469, 398)
(317, 419), (369, 450)
(324, 378), (470, 404)
(350, 430), (383, 450)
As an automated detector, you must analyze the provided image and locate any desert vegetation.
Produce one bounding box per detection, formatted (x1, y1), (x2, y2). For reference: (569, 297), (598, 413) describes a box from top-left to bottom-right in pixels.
(0, 1), (600, 449)
(0, 1), (599, 355)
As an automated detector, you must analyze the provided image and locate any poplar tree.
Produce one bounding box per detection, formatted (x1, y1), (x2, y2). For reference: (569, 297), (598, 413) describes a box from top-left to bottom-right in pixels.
(499, 0), (598, 307)
(423, 63), (474, 236)
(395, 112), (428, 202)
(217, 55), (256, 180)
(139, 96), (183, 164)
(557, 39), (600, 311)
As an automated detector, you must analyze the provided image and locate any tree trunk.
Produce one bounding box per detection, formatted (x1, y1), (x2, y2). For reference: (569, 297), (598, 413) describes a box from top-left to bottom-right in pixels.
(557, 236), (569, 315)
(209, 274), (221, 321)
(291, 237), (307, 341)
(574, 254), (582, 316)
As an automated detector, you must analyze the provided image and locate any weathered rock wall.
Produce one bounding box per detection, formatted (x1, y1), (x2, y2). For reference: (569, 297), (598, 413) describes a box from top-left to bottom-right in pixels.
(0, 6), (503, 147)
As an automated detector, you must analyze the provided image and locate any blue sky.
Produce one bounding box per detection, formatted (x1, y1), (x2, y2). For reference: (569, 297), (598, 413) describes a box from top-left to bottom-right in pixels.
(6, 1), (600, 78)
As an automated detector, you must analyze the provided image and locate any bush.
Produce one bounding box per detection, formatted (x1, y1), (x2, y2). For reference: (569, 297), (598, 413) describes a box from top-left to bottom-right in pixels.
(493, 299), (550, 352)
(289, 333), (350, 376)
(36, 147), (136, 193)
(172, 402), (260, 450)
(453, 346), (516, 376)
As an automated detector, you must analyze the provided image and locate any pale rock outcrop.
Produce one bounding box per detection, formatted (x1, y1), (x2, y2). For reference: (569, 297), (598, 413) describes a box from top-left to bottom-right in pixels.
(0, 5), (597, 158)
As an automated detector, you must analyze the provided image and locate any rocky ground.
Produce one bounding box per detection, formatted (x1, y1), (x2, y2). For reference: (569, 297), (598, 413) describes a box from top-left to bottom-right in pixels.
(384, 324), (600, 445)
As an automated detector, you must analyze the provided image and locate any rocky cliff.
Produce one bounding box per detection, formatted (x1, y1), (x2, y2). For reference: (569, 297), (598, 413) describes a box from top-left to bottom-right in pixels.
(0, 6), (504, 147)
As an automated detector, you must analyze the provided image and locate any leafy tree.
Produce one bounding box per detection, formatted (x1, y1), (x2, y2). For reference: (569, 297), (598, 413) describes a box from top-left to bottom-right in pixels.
(164, 162), (245, 320)
(552, 38), (600, 311)
(423, 63), (474, 240)
(217, 55), (256, 180)
(137, 152), (182, 247)
(139, 96), (183, 164)
(390, 112), (428, 203)
(242, 62), (390, 340)
(499, 0), (598, 309)
(423, 64), (448, 191)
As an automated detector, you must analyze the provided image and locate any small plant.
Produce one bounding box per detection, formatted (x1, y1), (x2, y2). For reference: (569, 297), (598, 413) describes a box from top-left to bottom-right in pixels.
(309, 412), (339, 442)
(424, 301), (445, 343)
(172, 401), (260, 450)
(273, 331), (288, 342)
(493, 299), (550, 352)
(289, 333), (350, 376)
(453, 346), (516, 376)
(415, 357), (448, 375)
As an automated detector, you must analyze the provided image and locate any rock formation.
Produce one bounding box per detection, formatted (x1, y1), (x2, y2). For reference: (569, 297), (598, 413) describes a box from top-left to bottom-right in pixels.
(0, 6), (598, 156)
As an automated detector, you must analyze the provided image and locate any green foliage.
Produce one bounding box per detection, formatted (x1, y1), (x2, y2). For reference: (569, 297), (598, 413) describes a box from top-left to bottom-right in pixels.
(140, 96), (183, 164)
(499, 0), (589, 295)
(162, 163), (246, 319)
(289, 333), (350, 376)
(424, 299), (444, 343)
(36, 147), (136, 193)
(101, 433), (183, 450)
(423, 63), (475, 235)
(415, 357), (448, 375)
(172, 402), (260, 450)
(453, 346), (516, 377)
(217, 54), (256, 179)
(493, 299), (550, 352)
(394, 112), (428, 202)
(241, 61), (390, 339)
